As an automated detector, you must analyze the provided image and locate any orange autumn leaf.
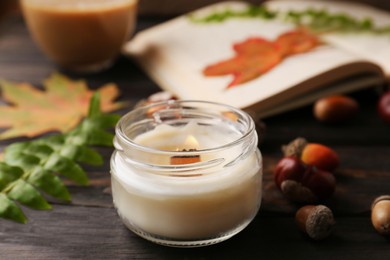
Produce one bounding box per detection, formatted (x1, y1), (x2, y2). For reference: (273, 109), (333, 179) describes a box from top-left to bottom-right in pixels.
(0, 73), (127, 140)
(203, 29), (320, 89)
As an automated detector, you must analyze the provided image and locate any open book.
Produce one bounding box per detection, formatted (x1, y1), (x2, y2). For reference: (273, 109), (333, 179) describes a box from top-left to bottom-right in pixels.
(124, 0), (390, 118)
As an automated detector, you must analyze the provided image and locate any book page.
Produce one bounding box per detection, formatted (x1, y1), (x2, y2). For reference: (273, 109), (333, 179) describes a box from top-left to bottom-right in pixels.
(266, 0), (390, 75)
(124, 1), (383, 110)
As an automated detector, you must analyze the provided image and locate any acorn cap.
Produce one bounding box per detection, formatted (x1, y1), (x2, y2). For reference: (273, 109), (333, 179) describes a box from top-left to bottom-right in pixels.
(304, 205), (335, 240)
(281, 180), (318, 203)
(371, 195), (390, 236)
(282, 137), (308, 157)
(371, 195), (390, 209)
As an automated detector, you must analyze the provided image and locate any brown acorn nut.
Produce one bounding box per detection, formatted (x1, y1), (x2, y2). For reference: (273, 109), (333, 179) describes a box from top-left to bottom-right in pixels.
(378, 90), (390, 124)
(371, 195), (390, 236)
(282, 137), (340, 172)
(295, 205), (335, 240)
(314, 95), (358, 123)
(274, 156), (336, 203)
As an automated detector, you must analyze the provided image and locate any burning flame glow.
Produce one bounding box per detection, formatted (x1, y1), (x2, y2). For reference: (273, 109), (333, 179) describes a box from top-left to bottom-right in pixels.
(184, 135), (199, 149)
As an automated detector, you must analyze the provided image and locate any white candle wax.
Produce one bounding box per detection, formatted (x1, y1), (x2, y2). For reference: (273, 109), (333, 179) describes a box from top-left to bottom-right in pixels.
(111, 120), (262, 242)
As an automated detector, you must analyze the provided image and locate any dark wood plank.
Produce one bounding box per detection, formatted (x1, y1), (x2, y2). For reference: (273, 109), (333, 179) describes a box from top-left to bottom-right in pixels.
(0, 205), (389, 260)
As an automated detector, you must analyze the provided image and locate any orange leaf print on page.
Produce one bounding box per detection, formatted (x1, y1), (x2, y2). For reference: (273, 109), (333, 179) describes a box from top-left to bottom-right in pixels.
(204, 38), (282, 88)
(275, 29), (320, 57)
(203, 29), (320, 89)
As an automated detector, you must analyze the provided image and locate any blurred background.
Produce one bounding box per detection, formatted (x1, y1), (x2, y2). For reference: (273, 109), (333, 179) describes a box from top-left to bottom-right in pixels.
(138, 0), (390, 15)
(1, 0), (390, 19)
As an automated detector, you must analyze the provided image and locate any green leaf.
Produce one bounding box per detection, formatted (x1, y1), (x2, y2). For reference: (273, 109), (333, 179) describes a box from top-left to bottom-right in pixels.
(4, 153), (41, 169)
(64, 130), (88, 146)
(0, 163), (24, 190)
(0, 78), (119, 223)
(60, 144), (103, 166)
(85, 129), (115, 147)
(0, 194), (27, 223)
(38, 134), (66, 150)
(88, 92), (102, 117)
(85, 114), (120, 129)
(4, 142), (30, 154)
(44, 154), (88, 185)
(3, 142), (31, 163)
(7, 180), (51, 210)
(28, 168), (71, 201)
(190, 4), (390, 35)
(189, 5), (276, 23)
(22, 143), (54, 160)
(76, 146), (104, 165)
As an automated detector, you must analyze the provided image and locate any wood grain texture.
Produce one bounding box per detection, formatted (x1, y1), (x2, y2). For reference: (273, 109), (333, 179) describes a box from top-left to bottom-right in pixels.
(1, 205), (390, 260)
(0, 12), (390, 260)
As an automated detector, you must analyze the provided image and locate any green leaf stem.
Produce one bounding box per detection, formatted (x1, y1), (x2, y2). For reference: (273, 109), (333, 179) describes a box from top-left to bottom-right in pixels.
(0, 93), (119, 223)
(189, 5), (277, 23)
(190, 4), (390, 35)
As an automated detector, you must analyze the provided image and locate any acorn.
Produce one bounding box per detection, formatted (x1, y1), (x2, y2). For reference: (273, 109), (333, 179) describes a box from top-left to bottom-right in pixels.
(378, 90), (390, 124)
(313, 95), (358, 123)
(282, 137), (339, 172)
(274, 156), (336, 203)
(371, 195), (390, 236)
(295, 205), (335, 240)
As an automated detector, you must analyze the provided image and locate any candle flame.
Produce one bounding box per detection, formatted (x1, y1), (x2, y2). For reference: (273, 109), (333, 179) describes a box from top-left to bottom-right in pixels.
(184, 135), (199, 149)
(171, 134), (201, 165)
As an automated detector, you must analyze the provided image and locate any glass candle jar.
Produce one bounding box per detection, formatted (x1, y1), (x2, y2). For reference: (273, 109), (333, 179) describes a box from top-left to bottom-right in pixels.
(110, 100), (263, 247)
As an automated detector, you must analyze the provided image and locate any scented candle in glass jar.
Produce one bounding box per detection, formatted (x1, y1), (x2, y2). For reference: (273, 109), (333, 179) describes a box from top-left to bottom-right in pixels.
(110, 100), (263, 247)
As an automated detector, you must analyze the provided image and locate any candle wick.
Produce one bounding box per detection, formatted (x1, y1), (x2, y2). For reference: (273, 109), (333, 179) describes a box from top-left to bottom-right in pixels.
(171, 148), (200, 165)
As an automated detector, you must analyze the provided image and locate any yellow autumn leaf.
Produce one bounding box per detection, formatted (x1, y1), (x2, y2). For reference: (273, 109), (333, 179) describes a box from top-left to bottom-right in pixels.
(0, 73), (127, 140)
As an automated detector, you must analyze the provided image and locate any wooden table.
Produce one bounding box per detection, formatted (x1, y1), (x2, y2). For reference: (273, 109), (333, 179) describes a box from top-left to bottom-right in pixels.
(1, 13), (390, 260)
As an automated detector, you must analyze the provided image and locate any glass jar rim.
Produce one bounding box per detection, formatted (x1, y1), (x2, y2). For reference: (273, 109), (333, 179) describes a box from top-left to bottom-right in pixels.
(115, 100), (256, 156)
